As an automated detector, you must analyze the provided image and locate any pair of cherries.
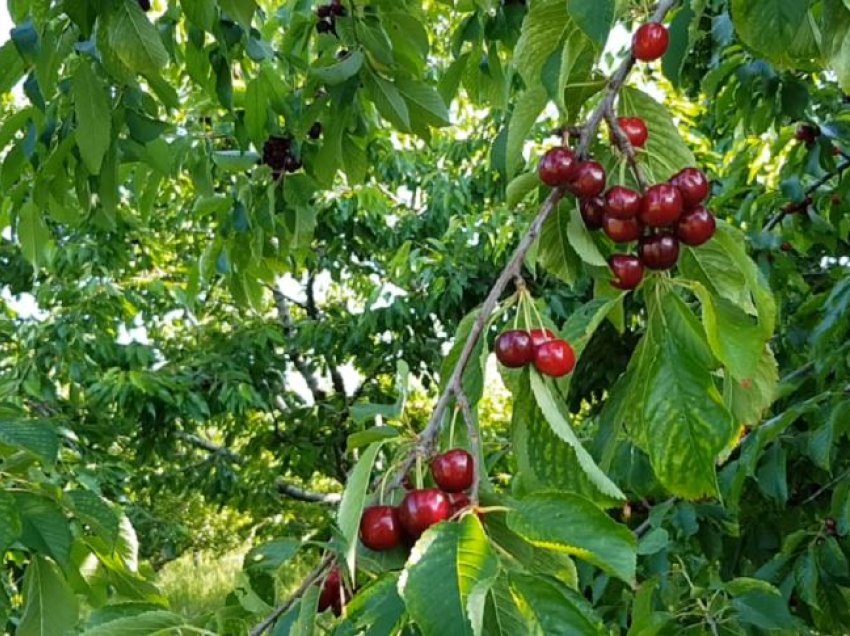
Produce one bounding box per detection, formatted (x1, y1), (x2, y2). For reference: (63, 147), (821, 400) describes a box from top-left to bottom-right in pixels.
(495, 328), (575, 378)
(358, 449), (474, 552)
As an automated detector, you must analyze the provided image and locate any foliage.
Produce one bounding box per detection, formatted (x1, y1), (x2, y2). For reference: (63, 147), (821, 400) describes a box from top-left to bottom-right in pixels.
(0, 0), (849, 634)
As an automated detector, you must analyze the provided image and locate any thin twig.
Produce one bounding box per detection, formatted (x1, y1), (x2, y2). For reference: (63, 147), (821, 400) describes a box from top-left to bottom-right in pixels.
(249, 554), (334, 636)
(801, 467), (850, 505)
(764, 158), (850, 230)
(604, 106), (649, 191)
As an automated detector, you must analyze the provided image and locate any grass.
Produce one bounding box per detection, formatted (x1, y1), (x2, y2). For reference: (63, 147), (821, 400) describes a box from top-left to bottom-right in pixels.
(157, 546), (248, 618)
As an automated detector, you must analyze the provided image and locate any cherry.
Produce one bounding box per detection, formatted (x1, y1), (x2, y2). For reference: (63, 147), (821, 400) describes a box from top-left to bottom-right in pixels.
(826, 517), (838, 536)
(638, 234), (680, 270)
(604, 186), (641, 219)
(538, 147), (580, 187)
(570, 161), (606, 198)
(317, 4), (332, 17)
(318, 568), (345, 616)
(316, 20), (334, 34)
(669, 168), (710, 208)
(529, 328), (555, 349)
(632, 22), (669, 62)
(138, 0), (151, 10)
(580, 197), (605, 230)
(398, 489), (452, 539)
(780, 242), (792, 252)
(609, 254), (644, 290)
(494, 330), (534, 368)
(640, 183), (683, 227)
(616, 117), (648, 148)
(676, 205), (716, 246)
(329, 2), (347, 16)
(431, 449), (474, 493)
(308, 122), (323, 140)
(533, 339), (575, 377)
(794, 124), (820, 145)
(602, 214), (642, 243)
(447, 492), (471, 515)
(359, 506), (403, 552)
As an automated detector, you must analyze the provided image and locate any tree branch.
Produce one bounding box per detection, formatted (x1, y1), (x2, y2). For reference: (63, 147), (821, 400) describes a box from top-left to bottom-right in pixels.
(764, 158), (850, 231)
(272, 288), (328, 402)
(276, 480), (342, 504)
(178, 432), (241, 463)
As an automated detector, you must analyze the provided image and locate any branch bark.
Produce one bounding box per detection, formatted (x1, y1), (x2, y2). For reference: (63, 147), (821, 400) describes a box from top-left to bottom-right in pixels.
(276, 480), (342, 504)
(764, 158), (850, 231)
(272, 288), (328, 402)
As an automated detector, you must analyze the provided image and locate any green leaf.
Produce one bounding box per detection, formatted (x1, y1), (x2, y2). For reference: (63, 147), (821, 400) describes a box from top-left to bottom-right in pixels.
(636, 528), (669, 556)
(180, 0), (218, 31)
(219, 0), (256, 29)
(66, 490), (120, 547)
(396, 78), (451, 128)
(662, 2), (697, 88)
(821, 1), (850, 93)
(507, 492), (636, 584)
(537, 199), (579, 285)
(0, 491), (22, 553)
(566, 0), (614, 45)
(400, 516), (499, 636)
(618, 87), (695, 182)
(731, 0), (819, 69)
(310, 51), (364, 85)
(243, 78), (268, 145)
(440, 308), (487, 406)
(334, 574), (405, 636)
(73, 60), (112, 175)
(18, 556), (79, 636)
(0, 417), (58, 464)
(640, 291), (736, 499)
(212, 151), (260, 172)
(336, 442), (384, 575)
(566, 200), (606, 266)
(530, 371), (625, 500)
(107, 0), (170, 76)
(482, 576), (533, 636)
(506, 171), (540, 208)
(506, 86), (546, 177)
(16, 493), (73, 568)
(0, 39), (26, 94)
(244, 539), (300, 575)
(509, 572), (605, 635)
(346, 426), (400, 451)
(81, 611), (189, 635)
(362, 69), (410, 131)
(724, 346), (778, 428)
(515, 0), (571, 87)
(726, 578), (793, 630)
(341, 135), (368, 184)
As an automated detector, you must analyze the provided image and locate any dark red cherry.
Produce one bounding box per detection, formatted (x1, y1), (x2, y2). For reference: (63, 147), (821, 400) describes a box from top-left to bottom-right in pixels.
(447, 492), (471, 515)
(669, 168), (710, 208)
(359, 506), (403, 552)
(602, 214), (642, 243)
(529, 328), (556, 349)
(318, 568), (344, 616)
(538, 147), (580, 187)
(398, 489), (452, 539)
(632, 22), (669, 62)
(580, 197), (605, 230)
(431, 449), (474, 493)
(794, 124), (819, 144)
(604, 186), (642, 219)
(316, 20), (334, 34)
(616, 117), (648, 148)
(494, 330), (534, 368)
(676, 205), (716, 246)
(317, 4), (332, 17)
(533, 339), (575, 378)
(570, 161), (606, 198)
(638, 234), (680, 270)
(640, 183), (683, 227)
(138, 0), (151, 10)
(609, 254), (644, 290)
(308, 122), (323, 139)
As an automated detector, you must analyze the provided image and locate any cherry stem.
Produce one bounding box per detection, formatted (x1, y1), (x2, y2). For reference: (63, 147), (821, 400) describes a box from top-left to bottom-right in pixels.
(528, 295), (547, 333)
(521, 289), (534, 332)
(605, 107), (649, 191)
(765, 157), (850, 231)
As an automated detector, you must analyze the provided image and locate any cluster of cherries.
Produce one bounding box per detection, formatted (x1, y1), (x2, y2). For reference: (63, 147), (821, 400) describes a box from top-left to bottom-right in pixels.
(316, 0), (346, 34)
(537, 20), (716, 291)
(494, 327), (575, 378)
(314, 449), (476, 615)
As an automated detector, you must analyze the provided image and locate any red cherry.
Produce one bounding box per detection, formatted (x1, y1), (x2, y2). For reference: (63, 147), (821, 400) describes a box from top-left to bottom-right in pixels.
(794, 124), (819, 144)
(570, 161), (606, 198)
(616, 117), (648, 148)
(529, 328), (555, 349)
(640, 183), (683, 227)
(359, 506), (403, 552)
(676, 205), (716, 246)
(318, 568), (344, 616)
(580, 197), (605, 230)
(431, 449), (474, 493)
(604, 186), (642, 219)
(602, 214), (642, 242)
(398, 489), (452, 539)
(538, 147), (580, 187)
(609, 254), (644, 290)
(669, 168), (710, 208)
(447, 491), (471, 514)
(638, 234), (680, 270)
(494, 330), (534, 368)
(533, 339), (575, 378)
(632, 22), (669, 62)
(317, 4), (332, 17)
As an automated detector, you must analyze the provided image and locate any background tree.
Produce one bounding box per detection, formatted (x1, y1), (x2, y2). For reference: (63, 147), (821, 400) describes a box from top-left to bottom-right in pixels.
(0, 0), (849, 634)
